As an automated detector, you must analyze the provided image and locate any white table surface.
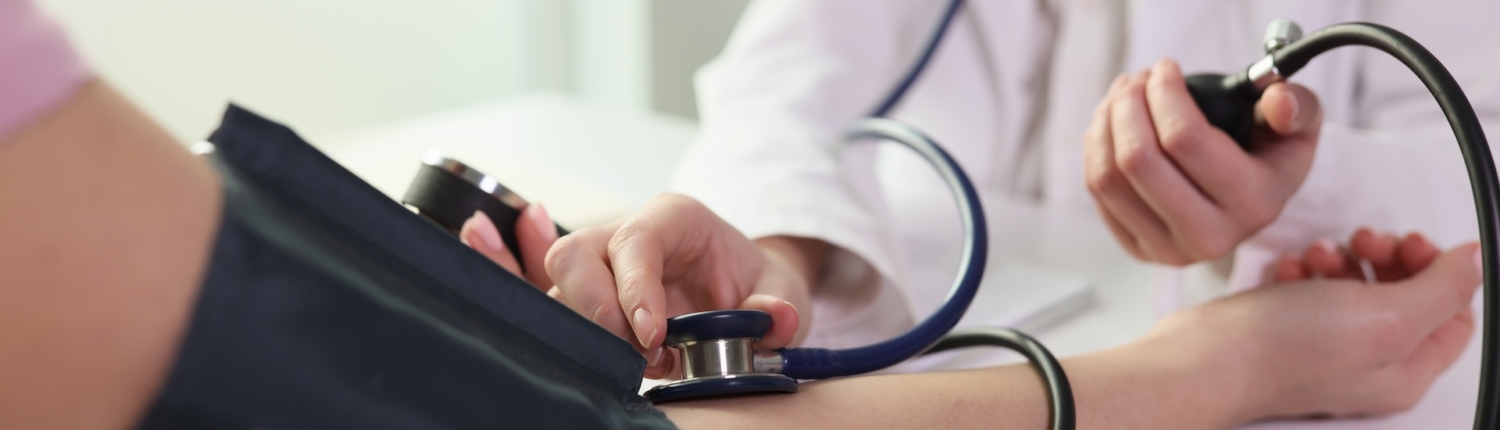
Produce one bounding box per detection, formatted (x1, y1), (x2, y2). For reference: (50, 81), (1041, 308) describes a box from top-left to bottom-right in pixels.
(313, 93), (1482, 429)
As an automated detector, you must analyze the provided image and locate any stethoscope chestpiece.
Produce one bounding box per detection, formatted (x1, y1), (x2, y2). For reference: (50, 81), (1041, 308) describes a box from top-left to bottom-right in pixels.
(643, 310), (798, 403)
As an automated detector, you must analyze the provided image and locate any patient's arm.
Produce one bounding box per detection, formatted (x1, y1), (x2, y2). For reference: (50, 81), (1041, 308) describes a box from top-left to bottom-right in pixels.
(664, 338), (1249, 429)
(0, 80), (221, 429)
(663, 243), (1482, 429)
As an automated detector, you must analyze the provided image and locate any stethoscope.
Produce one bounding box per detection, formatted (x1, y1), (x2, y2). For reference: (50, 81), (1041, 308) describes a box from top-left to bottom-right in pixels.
(404, 0), (1500, 427)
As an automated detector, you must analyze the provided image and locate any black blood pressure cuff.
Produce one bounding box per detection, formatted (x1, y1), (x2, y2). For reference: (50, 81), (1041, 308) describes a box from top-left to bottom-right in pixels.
(134, 105), (676, 430)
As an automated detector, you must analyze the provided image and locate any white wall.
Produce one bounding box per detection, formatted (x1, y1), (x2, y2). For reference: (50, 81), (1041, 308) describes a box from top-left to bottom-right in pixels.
(647, 0), (749, 119)
(33, 0), (749, 140)
(570, 0), (652, 111)
(37, 0), (535, 141)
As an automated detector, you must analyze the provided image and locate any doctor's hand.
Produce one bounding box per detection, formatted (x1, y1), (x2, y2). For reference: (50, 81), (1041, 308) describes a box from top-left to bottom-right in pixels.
(459, 207), (561, 288)
(1085, 58), (1323, 266)
(540, 194), (820, 379)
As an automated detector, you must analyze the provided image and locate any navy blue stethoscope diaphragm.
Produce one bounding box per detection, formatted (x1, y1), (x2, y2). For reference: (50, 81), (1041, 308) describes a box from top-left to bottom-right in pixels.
(643, 310), (799, 403)
(644, 373), (799, 404)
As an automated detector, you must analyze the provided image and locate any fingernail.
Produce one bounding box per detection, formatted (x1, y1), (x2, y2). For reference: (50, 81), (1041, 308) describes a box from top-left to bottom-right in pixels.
(633, 308), (657, 348)
(1155, 57), (1178, 73)
(1408, 231), (1430, 246)
(1316, 239), (1338, 254)
(646, 346), (664, 368)
(530, 203), (558, 242)
(1285, 89), (1302, 128)
(465, 211), (503, 252)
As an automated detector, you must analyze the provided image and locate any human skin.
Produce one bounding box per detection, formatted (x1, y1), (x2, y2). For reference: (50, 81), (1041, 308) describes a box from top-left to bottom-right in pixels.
(0, 79), (1477, 430)
(1085, 59), (1323, 266)
(460, 194), (826, 378)
(500, 193), (1479, 429)
(658, 241), (1480, 429)
(0, 80), (221, 430)
(505, 57), (1328, 371)
(1275, 228), (1442, 283)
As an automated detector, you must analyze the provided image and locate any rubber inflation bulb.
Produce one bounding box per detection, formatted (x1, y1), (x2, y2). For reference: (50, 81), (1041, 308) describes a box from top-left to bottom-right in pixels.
(1184, 73), (1260, 148)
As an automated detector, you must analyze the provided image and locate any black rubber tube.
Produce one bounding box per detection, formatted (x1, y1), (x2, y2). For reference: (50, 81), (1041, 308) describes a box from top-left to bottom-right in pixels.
(924, 327), (1076, 430)
(1246, 23), (1498, 429)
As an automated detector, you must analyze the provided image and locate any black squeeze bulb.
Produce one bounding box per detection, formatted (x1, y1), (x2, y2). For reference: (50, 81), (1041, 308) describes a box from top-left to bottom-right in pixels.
(1184, 72), (1262, 148)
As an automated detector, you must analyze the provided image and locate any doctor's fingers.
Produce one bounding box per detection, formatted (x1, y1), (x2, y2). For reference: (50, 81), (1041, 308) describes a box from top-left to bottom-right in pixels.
(1245, 83), (1322, 204)
(460, 211), (525, 283)
(605, 195), (768, 361)
(1085, 74), (1184, 264)
(1085, 76), (1143, 260)
(544, 224), (645, 350)
(1111, 69), (1239, 262)
(515, 204), (560, 287)
(1259, 82), (1322, 136)
(1143, 59), (1287, 227)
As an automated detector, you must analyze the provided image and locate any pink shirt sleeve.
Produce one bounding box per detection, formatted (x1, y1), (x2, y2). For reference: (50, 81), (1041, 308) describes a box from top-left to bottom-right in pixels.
(0, 0), (91, 142)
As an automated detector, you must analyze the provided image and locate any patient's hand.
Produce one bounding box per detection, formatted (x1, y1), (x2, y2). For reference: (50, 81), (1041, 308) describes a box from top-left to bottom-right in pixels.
(1160, 241), (1480, 420)
(459, 207), (561, 288)
(1272, 227), (1441, 283)
(663, 242), (1484, 429)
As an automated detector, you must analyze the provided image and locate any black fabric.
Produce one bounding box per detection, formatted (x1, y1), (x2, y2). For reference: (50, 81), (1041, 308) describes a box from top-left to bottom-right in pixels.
(137, 105), (674, 430)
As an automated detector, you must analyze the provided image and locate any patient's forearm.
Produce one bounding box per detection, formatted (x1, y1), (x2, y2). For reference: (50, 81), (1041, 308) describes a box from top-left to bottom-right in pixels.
(0, 80), (221, 430)
(661, 336), (1252, 430)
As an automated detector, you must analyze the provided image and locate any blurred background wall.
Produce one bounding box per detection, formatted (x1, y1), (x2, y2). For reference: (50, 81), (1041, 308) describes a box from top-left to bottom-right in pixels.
(35, 0), (749, 141)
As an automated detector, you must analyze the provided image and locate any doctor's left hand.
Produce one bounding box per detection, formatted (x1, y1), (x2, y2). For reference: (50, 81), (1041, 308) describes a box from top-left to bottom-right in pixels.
(550, 194), (817, 379)
(459, 207), (560, 288)
(465, 194), (815, 379)
(1085, 58), (1323, 266)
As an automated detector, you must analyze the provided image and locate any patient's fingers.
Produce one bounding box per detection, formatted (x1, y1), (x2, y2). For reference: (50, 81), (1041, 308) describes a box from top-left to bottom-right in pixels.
(1273, 253), (1308, 282)
(1399, 232), (1441, 275)
(1378, 243), (1481, 347)
(1303, 239), (1355, 279)
(1350, 228), (1411, 282)
(461, 211), (523, 278)
(1400, 307), (1475, 393)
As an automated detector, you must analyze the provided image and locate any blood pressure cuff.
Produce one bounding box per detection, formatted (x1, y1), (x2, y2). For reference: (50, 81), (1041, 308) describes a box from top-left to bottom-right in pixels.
(134, 105), (676, 430)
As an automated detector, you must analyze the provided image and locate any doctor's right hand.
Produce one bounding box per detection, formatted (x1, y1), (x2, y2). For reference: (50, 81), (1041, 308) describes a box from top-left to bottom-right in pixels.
(535, 194), (820, 379)
(1085, 59), (1323, 266)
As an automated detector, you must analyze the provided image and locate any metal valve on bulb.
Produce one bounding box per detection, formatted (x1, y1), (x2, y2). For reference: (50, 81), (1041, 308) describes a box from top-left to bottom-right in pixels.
(1185, 19), (1303, 147)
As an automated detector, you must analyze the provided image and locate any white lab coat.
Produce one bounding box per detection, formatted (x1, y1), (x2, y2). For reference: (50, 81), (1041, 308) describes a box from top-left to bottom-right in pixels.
(672, 0), (1500, 349)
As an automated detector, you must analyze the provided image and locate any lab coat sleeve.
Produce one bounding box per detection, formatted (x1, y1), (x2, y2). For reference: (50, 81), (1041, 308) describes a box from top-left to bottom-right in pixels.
(671, 0), (946, 347)
(1228, 0), (1500, 289)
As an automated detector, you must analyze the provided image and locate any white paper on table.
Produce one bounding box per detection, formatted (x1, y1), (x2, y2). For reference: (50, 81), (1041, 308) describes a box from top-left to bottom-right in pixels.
(887, 263), (1094, 373)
